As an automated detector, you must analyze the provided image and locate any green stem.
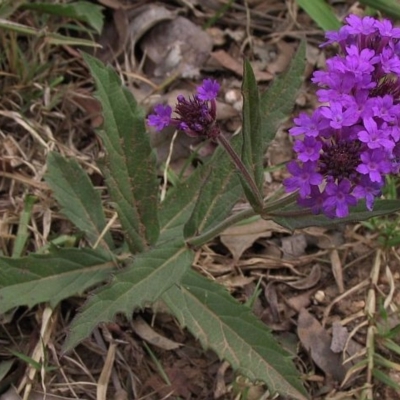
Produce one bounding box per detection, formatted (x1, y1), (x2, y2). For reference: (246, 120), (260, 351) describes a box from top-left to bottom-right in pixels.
(261, 192), (298, 216)
(186, 207), (257, 247)
(217, 134), (264, 209)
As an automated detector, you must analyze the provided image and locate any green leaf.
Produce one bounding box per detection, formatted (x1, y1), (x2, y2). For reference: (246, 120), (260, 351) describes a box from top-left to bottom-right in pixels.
(272, 199), (400, 230)
(296, 0), (341, 31)
(0, 247), (116, 313)
(159, 165), (209, 244)
(45, 152), (113, 250)
(162, 270), (308, 400)
(22, 1), (104, 34)
(359, 0), (400, 20)
(241, 60), (263, 194)
(12, 195), (36, 257)
(0, 18), (101, 47)
(183, 137), (242, 239)
(83, 53), (160, 253)
(64, 240), (193, 351)
(373, 367), (400, 390)
(260, 40), (306, 146)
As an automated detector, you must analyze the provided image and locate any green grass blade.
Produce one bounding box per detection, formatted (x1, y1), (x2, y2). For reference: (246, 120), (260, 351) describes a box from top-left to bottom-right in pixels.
(63, 239), (193, 351)
(162, 270), (308, 400)
(45, 152), (114, 250)
(359, 0), (400, 20)
(296, 0), (341, 31)
(373, 368), (400, 390)
(12, 195), (36, 257)
(83, 53), (160, 253)
(22, 1), (104, 34)
(0, 18), (101, 47)
(0, 247), (116, 313)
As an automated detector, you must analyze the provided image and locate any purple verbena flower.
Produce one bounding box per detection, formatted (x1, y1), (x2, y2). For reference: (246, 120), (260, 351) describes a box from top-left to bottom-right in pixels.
(285, 14), (400, 218)
(147, 79), (220, 139)
(196, 79), (220, 101)
(323, 179), (357, 218)
(283, 161), (323, 198)
(147, 104), (172, 131)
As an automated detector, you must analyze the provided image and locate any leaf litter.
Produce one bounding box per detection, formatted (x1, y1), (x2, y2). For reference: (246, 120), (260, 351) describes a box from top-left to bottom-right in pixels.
(1, 1), (400, 399)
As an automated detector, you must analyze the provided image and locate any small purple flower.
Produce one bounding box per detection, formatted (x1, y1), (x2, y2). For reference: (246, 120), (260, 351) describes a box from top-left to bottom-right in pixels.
(356, 150), (392, 182)
(284, 161), (323, 198)
(196, 79), (220, 101)
(353, 176), (382, 210)
(320, 101), (360, 129)
(147, 104), (172, 131)
(293, 136), (322, 162)
(323, 179), (357, 218)
(357, 117), (395, 150)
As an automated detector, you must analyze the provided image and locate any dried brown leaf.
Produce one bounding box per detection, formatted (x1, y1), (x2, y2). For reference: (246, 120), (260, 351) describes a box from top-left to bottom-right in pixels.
(297, 308), (347, 382)
(284, 264), (321, 290)
(220, 219), (288, 261)
(131, 317), (181, 350)
(211, 50), (273, 81)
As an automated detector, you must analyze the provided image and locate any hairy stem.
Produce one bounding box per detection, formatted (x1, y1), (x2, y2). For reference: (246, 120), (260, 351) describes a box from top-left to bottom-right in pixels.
(186, 207), (257, 247)
(217, 134), (264, 209)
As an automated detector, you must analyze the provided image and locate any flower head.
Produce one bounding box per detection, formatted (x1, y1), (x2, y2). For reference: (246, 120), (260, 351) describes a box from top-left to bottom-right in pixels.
(285, 14), (400, 218)
(147, 79), (220, 139)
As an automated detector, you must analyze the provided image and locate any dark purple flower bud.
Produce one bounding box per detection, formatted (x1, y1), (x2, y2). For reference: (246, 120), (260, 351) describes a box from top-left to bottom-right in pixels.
(147, 79), (220, 140)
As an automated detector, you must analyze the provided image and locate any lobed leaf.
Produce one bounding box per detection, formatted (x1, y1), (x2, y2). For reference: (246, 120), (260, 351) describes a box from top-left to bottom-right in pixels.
(83, 53), (160, 253)
(45, 152), (114, 250)
(0, 247), (116, 313)
(162, 270), (308, 400)
(63, 239), (193, 351)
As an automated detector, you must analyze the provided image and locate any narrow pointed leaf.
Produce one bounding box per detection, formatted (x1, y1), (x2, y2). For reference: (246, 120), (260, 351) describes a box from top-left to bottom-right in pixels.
(82, 53), (160, 253)
(64, 240), (193, 351)
(242, 60), (263, 193)
(296, 0), (341, 31)
(0, 248), (116, 313)
(183, 136), (242, 239)
(162, 270), (308, 400)
(22, 1), (104, 34)
(359, 0), (400, 19)
(260, 40), (306, 146)
(272, 199), (400, 230)
(12, 195), (36, 257)
(45, 152), (113, 249)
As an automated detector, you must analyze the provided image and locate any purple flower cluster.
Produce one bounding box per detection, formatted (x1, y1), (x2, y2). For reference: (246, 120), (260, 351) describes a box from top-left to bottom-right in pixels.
(147, 79), (221, 139)
(284, 14), (400, 218)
